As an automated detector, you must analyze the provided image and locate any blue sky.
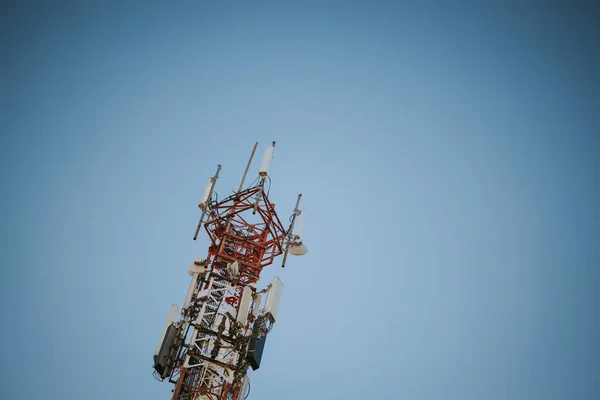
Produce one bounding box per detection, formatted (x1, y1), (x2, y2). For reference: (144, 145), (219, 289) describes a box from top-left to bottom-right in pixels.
(1, 1), (599, 399)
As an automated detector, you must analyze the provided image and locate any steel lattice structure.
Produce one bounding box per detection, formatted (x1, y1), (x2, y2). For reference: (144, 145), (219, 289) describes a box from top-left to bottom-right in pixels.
(153, 142), (306, 400)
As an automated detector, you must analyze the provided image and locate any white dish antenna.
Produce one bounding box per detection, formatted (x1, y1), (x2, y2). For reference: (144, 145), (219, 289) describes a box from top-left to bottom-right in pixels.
(289, 240), (308, 256)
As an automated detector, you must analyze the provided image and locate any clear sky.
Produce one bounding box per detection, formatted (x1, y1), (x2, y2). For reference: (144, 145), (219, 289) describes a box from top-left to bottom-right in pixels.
(1, 1), (599, 399)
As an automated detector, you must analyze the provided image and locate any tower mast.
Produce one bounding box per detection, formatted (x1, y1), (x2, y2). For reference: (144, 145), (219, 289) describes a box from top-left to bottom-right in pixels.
(153, 142), (307, 400)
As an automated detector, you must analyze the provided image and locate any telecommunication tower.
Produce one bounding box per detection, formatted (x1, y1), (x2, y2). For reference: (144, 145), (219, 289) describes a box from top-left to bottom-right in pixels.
(153, 142), (308, 400)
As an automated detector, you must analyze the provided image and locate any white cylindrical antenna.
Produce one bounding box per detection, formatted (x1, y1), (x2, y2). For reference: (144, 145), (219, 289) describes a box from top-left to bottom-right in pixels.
(198, 178), (213, 210)
(259, 142), (276, 177)
(288, 241), (308, 256)
(155, 304), (178, 357)
(183, 273), (200, 310)
(240, 376), (250, 399)
(294, 209), (305, 237)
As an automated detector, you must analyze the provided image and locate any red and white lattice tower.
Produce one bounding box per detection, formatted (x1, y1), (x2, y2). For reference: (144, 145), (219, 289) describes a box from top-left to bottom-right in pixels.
(153, 142), (307, 400)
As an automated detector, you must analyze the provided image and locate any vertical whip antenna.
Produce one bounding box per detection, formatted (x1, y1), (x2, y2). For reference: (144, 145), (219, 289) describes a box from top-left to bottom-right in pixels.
(282, 193), (304, 268)
(238, 142), (258, 192)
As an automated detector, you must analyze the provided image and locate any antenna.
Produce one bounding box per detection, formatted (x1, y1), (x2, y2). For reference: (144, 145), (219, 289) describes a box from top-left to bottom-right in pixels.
(259, 141), (276, 181)
(281, 193), (308, 267)
(238, 142), (258, 192)
(253, 141), (275, 214)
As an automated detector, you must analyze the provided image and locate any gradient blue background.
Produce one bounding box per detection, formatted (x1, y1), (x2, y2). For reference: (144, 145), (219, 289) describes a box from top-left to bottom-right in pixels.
(1, 1), (599, 399)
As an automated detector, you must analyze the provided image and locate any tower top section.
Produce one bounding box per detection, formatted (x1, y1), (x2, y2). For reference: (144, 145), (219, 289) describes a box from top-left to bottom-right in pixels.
(193, 141), (308, 267)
